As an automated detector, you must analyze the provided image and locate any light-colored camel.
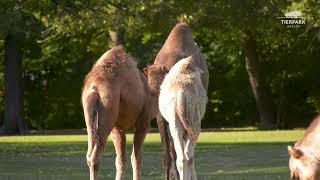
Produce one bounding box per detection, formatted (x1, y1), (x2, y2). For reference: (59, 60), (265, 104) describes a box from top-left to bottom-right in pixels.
(288, 116), (320, 179)
(148, 22), (209, 179)
(159, 57), (207, 180)
(82, 46), (166, 180)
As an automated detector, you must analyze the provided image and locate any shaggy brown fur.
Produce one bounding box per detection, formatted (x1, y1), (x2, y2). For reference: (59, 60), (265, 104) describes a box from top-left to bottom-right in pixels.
(83, 46), (134, 83)
(143, 65), (168, 94)
(82, 46), (159, 180)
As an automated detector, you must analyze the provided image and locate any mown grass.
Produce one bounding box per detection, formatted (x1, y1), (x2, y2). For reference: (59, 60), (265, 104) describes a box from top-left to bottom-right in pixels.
(0, 130), (304, 180)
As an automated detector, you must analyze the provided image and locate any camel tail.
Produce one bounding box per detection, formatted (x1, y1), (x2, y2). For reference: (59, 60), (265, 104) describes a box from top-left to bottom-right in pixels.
(184, 136), (195, 161)
(85, 91), (101, 146)
(176, 93), (198, 144)
(180, 116), (198, 144)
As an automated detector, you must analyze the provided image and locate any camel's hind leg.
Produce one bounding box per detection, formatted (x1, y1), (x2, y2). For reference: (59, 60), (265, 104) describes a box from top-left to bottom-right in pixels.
(88, 130), (110, 180)
(88, 108), (116, 180)
(86, 119), (95, 167)
(168, 130), (179, 180)
(184, 135), (197, 180)
(190, 159), (197, 180)
(112, 127), (127, 180)
(156, 114), (172, 180)
(131, 121), (150, 180)
(83, 93), (98, 165)
(157, 114), (179, 180)
(169, 119), (190, 180)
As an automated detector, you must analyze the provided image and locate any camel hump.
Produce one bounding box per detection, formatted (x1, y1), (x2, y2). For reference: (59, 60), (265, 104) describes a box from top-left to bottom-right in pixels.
(154, 22), (197, 67)
(93, 45), (137, 77)
(108, 45), (127, 57)
(172, 22), (192, 34)
(95, 45), (130, 68)
(167, 22), (193, 42)
(174, 22), (190, 30)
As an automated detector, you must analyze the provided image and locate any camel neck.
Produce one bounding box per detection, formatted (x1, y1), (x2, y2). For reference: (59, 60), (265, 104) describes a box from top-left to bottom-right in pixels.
(149, 92), (160, 118)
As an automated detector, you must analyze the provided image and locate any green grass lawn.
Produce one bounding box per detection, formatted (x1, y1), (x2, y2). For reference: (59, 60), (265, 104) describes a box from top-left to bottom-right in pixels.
(0, 130), (304, 180)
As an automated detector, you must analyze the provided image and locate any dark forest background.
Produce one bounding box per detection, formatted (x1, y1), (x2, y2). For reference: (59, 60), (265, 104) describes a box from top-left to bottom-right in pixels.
(0, 0), (319, 134)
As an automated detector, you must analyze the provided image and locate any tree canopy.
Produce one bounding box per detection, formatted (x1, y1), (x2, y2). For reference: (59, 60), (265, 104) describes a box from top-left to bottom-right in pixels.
(0, 0), (319, 132)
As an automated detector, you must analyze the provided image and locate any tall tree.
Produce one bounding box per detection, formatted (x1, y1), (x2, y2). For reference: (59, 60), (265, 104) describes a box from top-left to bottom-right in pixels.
(244, 32), (275, 129)
(0, 0), (43, 134)
(108, 6), (125, 47)
(1, 34), (27, 134)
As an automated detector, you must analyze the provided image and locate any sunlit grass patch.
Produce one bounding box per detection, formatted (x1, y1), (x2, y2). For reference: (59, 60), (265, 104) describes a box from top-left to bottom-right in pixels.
(222, 166), (287, 174)
(0, 130), (304, 143)
(198, 130), (304, 143)
(0, 130), (304, 179)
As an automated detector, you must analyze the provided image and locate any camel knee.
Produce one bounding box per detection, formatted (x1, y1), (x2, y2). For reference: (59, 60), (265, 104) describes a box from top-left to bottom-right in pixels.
(176, 157), (185, 172)
(131, 152), (135, 162)
(131, 151), (143, 170)
(94, 134), (106, 148)
(86, 154), (91, 164)
(184, 149), (194, 164)
(87, 155), (93, 168)
(116, 156), (127, 171)
(186, 157), (193, 166)
(88, 159), (101, 172)
(184, 139), (194, 161)
(92, 162), (100, 171)
(131, 152), (139, 165)
(162, 155), (171, 168)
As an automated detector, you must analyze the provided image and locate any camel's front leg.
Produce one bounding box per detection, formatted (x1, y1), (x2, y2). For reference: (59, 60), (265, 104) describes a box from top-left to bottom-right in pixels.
(112, 127), (127, 180)
(131, 122), (150, 180)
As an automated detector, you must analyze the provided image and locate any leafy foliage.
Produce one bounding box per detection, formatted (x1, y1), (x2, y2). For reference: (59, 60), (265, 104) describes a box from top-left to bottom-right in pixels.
(0, 0), (319, 129)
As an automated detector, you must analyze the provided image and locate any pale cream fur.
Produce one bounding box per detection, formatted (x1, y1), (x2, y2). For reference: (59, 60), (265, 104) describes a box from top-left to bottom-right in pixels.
(159, 56), (208, 180)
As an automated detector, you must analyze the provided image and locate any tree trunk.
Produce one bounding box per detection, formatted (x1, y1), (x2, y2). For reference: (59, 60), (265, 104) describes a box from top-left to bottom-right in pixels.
(108, 9), (124, 48)
(0, 34), (27, 135)
(244, 32), (275, 130)
(109, 30), (119, 47)
(316, 29), (320, 42)
(108, 29), (123, 47)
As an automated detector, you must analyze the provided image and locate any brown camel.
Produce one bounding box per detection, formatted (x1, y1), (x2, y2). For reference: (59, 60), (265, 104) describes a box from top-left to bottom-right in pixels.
(82, 46), (166, 180)
(145, 22), (209, 180)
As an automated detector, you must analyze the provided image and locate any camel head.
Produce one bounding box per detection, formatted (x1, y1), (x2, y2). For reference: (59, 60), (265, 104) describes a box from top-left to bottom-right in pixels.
(143, 64), (168, 94)
(288, 145), (320, 180)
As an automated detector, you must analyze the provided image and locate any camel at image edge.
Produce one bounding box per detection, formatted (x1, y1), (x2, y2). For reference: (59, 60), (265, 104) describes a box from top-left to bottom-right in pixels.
(288, 116), (320, 180)
(81, 46), (166, 180)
